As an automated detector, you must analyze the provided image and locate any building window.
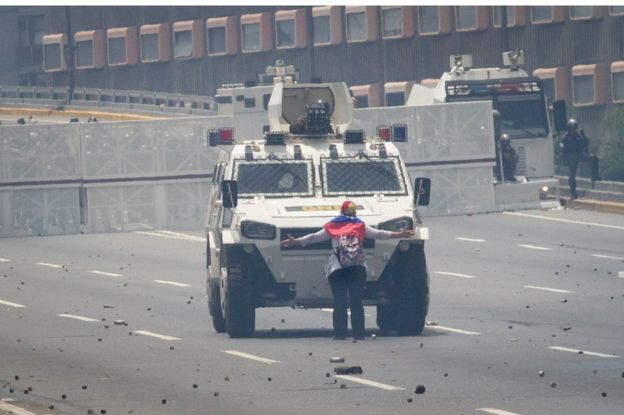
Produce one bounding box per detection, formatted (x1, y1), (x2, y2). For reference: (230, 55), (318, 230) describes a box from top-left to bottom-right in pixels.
(108, 37), (126, 65)
(276, 20), (295, 48)
(356, 95), (369, 108)
(312, 6), (342, 46)
(241, 23), (260, 51)
(174, 30), (192, 58)
(140, 24), (171, 63)
(612, 72), (624, 102)
(456, 6), (476, 30)
(570, 6), (592, 19)
(207, 17), (237, 56)
(386, 92), (405, 107)
(418, 6), (440, 34)
(141, 33), (159, 61)
(107, 27), (138, 66)
(533, 67), (567, 102)
(17, 14), (45, 68)
(382, 8), (402, 38)
(573, 75), (594, 105)
(572, 64), (606, 106)
(313, 15), (330, 44)
(610, 6), (624, 15)
(493, 6), (514, 27)
(531, 6), (552, 22)
(75, 40), (93, 68)
(350, 84), (381, 108)
(43, 43), (62, 71)
(346, 11), (366, 42)
(611, 62), (624, 103)
(207, 26), (226, 54)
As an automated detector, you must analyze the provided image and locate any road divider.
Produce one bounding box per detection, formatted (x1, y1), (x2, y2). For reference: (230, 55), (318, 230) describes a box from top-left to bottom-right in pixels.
(455, 237), (486, 243)
(523, 285), (573, 294)
(135, 230), (204, 242)
(434, 271), (477, 279)
(221, 350), (280, 364)
(134, 330), (181, 341)
(334, 375), (405, 391)
(503, 211), (624, 231)
(518, 244), (552, 251)
(89, 270), (123, 277)
(426, 324), (480, 335)
(0, 299), (26, 308)
(36, 262), (63, 268)
(477, 408), (522, 415)
(58, 313), (98, 322)
(548, 346), (619, 358)
(153, 280), (191, 288)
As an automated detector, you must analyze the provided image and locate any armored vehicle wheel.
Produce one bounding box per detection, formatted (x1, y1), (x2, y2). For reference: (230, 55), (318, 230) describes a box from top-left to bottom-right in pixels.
(222, 252), (256, 338)
(376, 304), (398, 331)
(209, 281), (226, 333)
(396, 244), (429, 336)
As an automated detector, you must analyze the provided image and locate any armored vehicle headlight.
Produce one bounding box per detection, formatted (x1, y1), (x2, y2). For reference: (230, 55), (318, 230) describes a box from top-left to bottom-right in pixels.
(378, 216), (413, 232)
(241, 220), (276, 240)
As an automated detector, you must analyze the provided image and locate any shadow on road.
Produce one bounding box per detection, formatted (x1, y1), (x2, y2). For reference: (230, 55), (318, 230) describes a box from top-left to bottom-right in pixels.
(252, 327), (446, 339)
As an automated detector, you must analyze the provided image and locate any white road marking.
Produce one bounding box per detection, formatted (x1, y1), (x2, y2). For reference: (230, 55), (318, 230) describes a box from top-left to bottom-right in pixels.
(477, 408), (522, 415)
(0, 400), (37, 415)
(153, 279), (191, 287)
(591, 254), (624, 261)
(335, 375), (405, 391)
(221, 350), (280, 364)
(523, 285), (573, 294)
(518, 244), (552, 251)
(426, 324), (480, 335)
(135, 230), (204, 242)
(0, 257), (10, 262)
(89, 270), (123, 277)
(58, 313), (98, 322)
(549, 346), (620, 358)
(455, 237), (486, 243)
(503, 211), (624, 231)
(134, 330), (181, 341)
(434, 271), (477, 279)
(0, 299), (26, 308)
(619, 271), (624, 279)
(36, 262), (63, 268)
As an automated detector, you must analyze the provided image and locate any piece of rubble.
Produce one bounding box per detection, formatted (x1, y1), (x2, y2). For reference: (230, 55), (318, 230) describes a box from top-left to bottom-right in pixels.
(113, 319), (127, 326)
(560, 298), (567, 303)
(539, 370), (545, 377)
(103, 304), (114, 309)
(340, 384), (347, 389)
(330, 357), (345, 363)
(334, 366), (363, 375)
(550, 382), (557, 388)
(414, 385), (426, 394)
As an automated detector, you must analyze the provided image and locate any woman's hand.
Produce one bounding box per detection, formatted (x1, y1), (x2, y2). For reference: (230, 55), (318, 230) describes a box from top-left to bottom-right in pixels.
(280, 234), (299, 247)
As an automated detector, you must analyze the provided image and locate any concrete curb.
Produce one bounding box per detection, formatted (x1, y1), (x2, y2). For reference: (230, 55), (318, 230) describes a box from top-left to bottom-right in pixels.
(0, 106), (165, 121)
(562, 197), (624, 215)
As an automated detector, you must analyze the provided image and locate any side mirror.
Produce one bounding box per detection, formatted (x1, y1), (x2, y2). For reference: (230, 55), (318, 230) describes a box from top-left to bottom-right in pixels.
(552, 100), (567, 133)
(221, 180), (238, 208)
(414, 177), (431, 206)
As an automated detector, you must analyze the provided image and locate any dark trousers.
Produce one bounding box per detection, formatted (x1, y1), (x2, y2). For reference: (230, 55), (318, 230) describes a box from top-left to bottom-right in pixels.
(328, 265), (366, 338)
(566, 153), (600, 198)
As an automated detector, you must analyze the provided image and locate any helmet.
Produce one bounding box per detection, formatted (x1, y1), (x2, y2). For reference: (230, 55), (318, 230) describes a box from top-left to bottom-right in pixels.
(567, 119), (578, 130)
(500, 133), (510, 143)
(340, 200), (356, 216)
(492, 109), (501, 119)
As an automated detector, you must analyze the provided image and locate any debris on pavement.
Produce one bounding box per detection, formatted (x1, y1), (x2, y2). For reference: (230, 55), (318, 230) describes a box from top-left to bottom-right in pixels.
(414, 385), (426, 394)
(334, 366), (363, 375)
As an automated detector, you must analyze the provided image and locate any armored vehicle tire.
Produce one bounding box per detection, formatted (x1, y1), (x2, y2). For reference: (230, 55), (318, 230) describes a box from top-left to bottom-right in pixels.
(376, 304), (398, 331)
(396, 244), (429, 336)
(209, 281), (226, 333)
(223, 258), (256, 338)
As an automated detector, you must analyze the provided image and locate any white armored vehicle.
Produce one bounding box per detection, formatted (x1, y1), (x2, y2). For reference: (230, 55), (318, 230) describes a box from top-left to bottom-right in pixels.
(206, 81), (431, 338)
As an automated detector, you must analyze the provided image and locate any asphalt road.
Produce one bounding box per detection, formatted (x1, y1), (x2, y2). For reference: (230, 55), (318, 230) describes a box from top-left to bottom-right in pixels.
(1, 208), (623, 415)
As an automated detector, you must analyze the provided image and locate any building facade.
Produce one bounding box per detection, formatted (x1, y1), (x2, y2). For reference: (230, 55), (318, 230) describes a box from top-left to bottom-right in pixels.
(1, 5), (624, 135)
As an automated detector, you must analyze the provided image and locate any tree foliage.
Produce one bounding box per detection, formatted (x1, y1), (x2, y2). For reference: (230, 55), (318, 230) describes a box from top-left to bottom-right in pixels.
(600, 107), (624, 181)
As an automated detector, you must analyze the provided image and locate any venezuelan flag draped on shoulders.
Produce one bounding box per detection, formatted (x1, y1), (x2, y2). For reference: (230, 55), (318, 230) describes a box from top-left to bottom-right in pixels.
(323, 200), (366, 240)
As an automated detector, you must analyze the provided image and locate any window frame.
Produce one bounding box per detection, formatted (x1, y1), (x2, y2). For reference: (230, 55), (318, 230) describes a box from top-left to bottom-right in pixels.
(42, 33), (67, 72)
(492, 6), (527, 28)
(610, 62), (624, 103)
(609, 6), (624, 16)
(418, 6), (451, 36)
(312, 6), (343, 46)
(172, 20), (205, 60)
(350, 84), (381, 108)
(106, 27), (138, 67)
(74, 30), (104, 70)
(381, 7), (403, 39)
(569, 6), (603, 21)
(530, 6), (565, 24)
(140, 23), (171, 63)
(455, 6), (488, 32)
(345, 6), (379, 43)
(571, 64), (607, 107)
(533, 67), (567, 102)
(275, 9), (306, 49)
(206, 16), (238, 57)
(240, 12), (272, 53)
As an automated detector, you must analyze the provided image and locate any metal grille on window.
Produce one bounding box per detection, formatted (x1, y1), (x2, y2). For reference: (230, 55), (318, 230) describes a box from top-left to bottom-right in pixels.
(321, 156), (407, 196)
(233, 158), (314, 197)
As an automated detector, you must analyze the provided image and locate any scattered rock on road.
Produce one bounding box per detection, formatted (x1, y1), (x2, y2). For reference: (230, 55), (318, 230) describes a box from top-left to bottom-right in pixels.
(414, 385), (426, 394)
(334, 366), (363, 375)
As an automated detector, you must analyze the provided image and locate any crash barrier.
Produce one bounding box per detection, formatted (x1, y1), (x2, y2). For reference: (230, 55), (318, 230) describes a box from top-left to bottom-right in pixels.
(351, 101), (496, 216)
(0, 85), (216, 115)
(0, 116), (231, 237)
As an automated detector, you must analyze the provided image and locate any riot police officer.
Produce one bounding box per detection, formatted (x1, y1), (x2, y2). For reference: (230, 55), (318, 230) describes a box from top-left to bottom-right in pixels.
(561, 119), (600, 199)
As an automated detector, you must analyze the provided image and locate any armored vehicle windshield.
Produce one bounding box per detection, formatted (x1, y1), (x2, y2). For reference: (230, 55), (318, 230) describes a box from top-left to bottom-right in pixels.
(233, 158), (314, 198)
